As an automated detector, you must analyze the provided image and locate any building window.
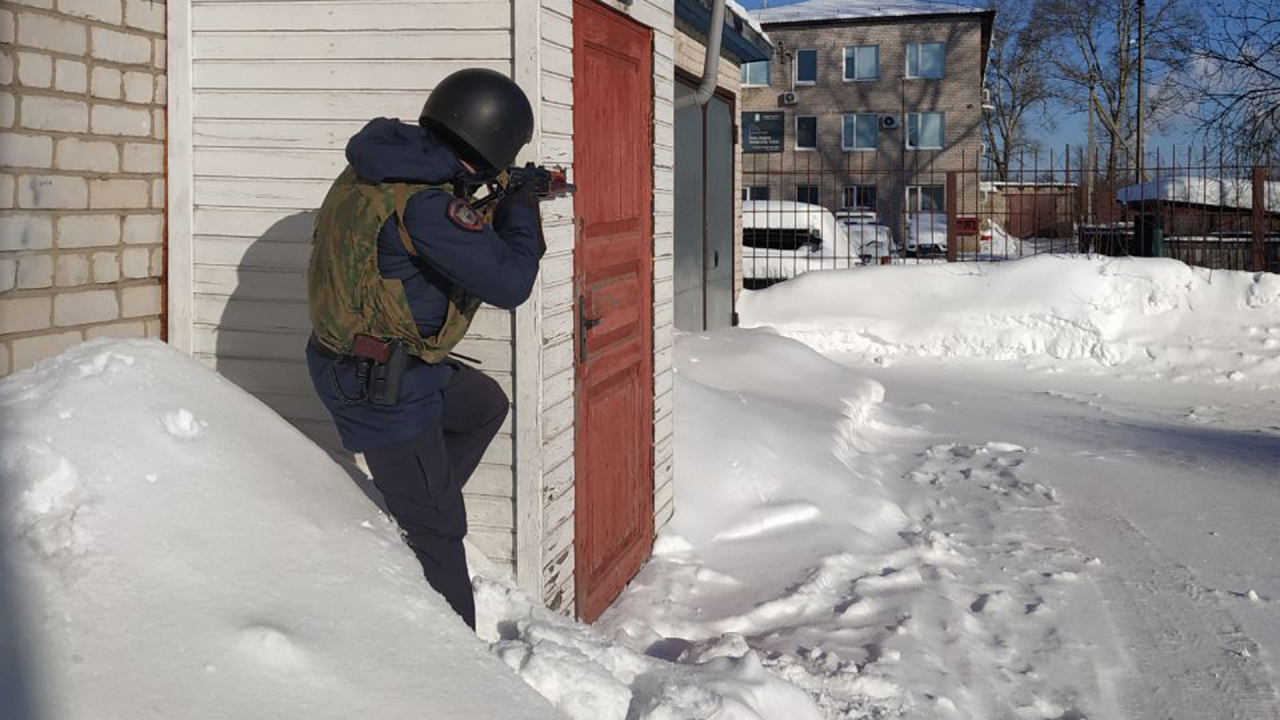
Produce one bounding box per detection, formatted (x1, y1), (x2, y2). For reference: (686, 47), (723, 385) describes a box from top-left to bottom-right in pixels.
(843, 45), (879, 81)
(742, 60), (770, 87)
(842, 114), (879, 150)
(793, 49), (817, 85)
(906, 42), (945, 79)
(743, 186), (770, 201)
(795, 115), (817, 150)
(796, 184), (820, 204)
(906, 112), (944, 149)
(842, 184), (877, 210)
(907, 185), (945, 212)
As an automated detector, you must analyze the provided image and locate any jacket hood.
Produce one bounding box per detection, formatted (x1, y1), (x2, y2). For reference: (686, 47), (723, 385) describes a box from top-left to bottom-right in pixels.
(345, 117), (463, 185)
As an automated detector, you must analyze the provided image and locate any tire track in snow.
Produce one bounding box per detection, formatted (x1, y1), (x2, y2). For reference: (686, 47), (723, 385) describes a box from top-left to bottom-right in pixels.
(1064, 510), (1280, 719)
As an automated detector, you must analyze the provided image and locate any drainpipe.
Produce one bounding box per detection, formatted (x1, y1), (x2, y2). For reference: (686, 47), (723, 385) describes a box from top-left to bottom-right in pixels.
(675, 0), (726, 109)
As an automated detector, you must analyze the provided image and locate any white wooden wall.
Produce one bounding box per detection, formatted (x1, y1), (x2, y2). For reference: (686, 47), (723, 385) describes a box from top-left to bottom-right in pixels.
(526, 0), (677, 615)
(170, 0), (519, 576)
(169, 0), (678, 612)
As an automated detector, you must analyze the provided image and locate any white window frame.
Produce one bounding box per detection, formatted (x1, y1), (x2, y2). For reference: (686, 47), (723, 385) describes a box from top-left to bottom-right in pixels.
(842, 184), (877, 210)
(906, 112), (944, 150)
(796, 184), (820, 204)
(843, 44), (879, 82)
(841, 113), (879, 151)
(794, 115), (818, 151)
(793, 48), (818, 86)
(906, 184), (946, 213)
(744, 185), (770, 202)
(906, 42), (945, 79)
(741, 59), (771, 87)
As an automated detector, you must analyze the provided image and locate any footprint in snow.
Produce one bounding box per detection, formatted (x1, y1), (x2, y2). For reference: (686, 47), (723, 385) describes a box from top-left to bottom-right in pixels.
(162, 409), (207, 439)
(238, 623), (307, 670)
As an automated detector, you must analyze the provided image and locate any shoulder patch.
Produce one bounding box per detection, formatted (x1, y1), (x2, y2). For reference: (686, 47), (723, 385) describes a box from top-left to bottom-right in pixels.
(446, 198), (484, 233)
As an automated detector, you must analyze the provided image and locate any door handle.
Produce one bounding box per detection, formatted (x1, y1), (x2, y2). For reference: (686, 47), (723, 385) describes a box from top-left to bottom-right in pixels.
(578, 294), (602, 363)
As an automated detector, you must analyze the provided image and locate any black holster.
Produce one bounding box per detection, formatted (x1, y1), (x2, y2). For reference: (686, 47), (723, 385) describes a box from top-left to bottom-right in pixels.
(366, 341), (408, 406)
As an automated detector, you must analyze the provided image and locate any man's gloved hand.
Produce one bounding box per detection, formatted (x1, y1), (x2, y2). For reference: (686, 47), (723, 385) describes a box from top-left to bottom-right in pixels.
(499, 178), (540, 211)
(496, 178), (546, 258)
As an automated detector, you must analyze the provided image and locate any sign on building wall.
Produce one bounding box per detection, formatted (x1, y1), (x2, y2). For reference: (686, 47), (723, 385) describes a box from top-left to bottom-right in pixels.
(741, 112), (784, 153)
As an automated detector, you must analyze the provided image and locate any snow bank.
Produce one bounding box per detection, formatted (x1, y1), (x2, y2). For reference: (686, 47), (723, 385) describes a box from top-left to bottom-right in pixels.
(1116, 175), (1280, 211)
(0, 340), (563, 720)
(476, 577), (825, 720)
(739, 256), (1280, 385)
(590, 330), (930, 716)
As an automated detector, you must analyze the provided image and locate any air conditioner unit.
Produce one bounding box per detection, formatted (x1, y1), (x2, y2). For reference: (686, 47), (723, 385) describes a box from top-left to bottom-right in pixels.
(880, 114), (900, 129)
(779, 91), (799, 106)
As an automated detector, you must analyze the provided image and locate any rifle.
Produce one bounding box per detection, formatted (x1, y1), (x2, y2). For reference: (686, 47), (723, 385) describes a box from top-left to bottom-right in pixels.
(471, 162), (576, 212)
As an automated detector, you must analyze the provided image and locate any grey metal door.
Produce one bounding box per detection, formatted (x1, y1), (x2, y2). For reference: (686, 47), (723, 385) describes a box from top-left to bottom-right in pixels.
(705, 93), (733, 329)
(674, 81), (705, 332)
(673, 80), (735, 332)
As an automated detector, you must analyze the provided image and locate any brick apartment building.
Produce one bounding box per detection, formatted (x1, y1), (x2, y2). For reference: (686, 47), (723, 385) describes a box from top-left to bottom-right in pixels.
(739, 0), (993, 239)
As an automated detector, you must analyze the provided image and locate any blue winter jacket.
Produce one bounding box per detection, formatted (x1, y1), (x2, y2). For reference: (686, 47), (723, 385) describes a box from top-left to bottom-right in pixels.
(306, 118), (543, 452)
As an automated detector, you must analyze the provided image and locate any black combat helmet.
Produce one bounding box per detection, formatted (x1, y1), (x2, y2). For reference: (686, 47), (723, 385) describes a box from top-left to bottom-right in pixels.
(420, 68), (534, 173)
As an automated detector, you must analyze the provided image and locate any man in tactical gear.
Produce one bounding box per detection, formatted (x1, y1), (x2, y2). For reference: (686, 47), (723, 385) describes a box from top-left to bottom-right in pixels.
(306, 68), (544, 630)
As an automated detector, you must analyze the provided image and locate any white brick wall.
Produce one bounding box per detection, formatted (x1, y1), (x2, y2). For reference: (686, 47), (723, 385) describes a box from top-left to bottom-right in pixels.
(0, 0), (166, 375)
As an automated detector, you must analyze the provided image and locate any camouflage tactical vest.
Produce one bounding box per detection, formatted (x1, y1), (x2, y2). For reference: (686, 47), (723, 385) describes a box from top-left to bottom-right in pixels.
(308, 166), (482, 363)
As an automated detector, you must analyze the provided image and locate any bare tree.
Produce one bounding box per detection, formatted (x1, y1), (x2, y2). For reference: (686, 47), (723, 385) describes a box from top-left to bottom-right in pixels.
(1039, 0), (1197, 178)
(982, 0), (1055, 181)
(1184, 3), (1280, 163)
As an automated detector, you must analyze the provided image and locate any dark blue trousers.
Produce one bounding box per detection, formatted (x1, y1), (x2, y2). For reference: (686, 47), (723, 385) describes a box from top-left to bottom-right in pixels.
(362, 364), (509, 630)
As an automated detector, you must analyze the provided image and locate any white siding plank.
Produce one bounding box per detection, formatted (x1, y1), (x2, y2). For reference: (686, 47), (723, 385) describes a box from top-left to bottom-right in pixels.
(195, 119), (367, 150)
(471, 528), (516, 563)
(196, 91), (427, 121)
(193, 1), (512, 32)
(195, 238), (311, 270)
(194, 31), (510, 61)
(195, 148), (346, 180)
(194, 178), (332, 209)
(195, 207), (316, 239)
(194, 60), (508, 91)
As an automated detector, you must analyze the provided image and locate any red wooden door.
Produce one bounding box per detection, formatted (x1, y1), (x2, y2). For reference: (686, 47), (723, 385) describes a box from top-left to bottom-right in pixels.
(572, 0), (655, 623)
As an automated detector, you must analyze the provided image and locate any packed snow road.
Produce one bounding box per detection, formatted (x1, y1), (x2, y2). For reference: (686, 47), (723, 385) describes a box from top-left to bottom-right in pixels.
(855, 363), (1280, 719)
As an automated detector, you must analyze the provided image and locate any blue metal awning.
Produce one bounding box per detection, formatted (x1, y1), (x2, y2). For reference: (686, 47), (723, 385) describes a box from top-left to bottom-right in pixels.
(674, 0), (774, 64)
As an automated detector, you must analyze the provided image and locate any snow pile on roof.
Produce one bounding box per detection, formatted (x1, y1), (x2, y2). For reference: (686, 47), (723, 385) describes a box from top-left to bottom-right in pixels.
(752, 0), (986, 25)
(1116, 176), (1280, 211)
(739, 255), (1280, 385)
(0, 340), (563, 720)
(726, 0), (769, 41)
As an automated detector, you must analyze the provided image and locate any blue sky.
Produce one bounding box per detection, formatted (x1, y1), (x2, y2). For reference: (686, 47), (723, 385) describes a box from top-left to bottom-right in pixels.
(732, 0), (1224, 158)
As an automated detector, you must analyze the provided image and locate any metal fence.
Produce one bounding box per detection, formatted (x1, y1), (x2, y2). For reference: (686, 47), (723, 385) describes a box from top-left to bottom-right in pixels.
(740, 148), (1279, 288)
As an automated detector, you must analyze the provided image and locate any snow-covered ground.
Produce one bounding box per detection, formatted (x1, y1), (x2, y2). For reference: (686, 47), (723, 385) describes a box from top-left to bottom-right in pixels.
(0, 341), (565, 720)
(595, 256), (1280, 718)
(4, 256), (1279, 719)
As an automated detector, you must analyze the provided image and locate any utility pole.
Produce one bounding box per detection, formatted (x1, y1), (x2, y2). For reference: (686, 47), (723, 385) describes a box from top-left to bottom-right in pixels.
(1136, 0), (1146, 182)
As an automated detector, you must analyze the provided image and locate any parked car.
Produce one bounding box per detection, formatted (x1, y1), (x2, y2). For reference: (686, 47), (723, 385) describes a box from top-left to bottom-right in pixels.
(904, 212), (947, 257)
(834, 209), (896, 263)
(741, 201), (856, 286)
